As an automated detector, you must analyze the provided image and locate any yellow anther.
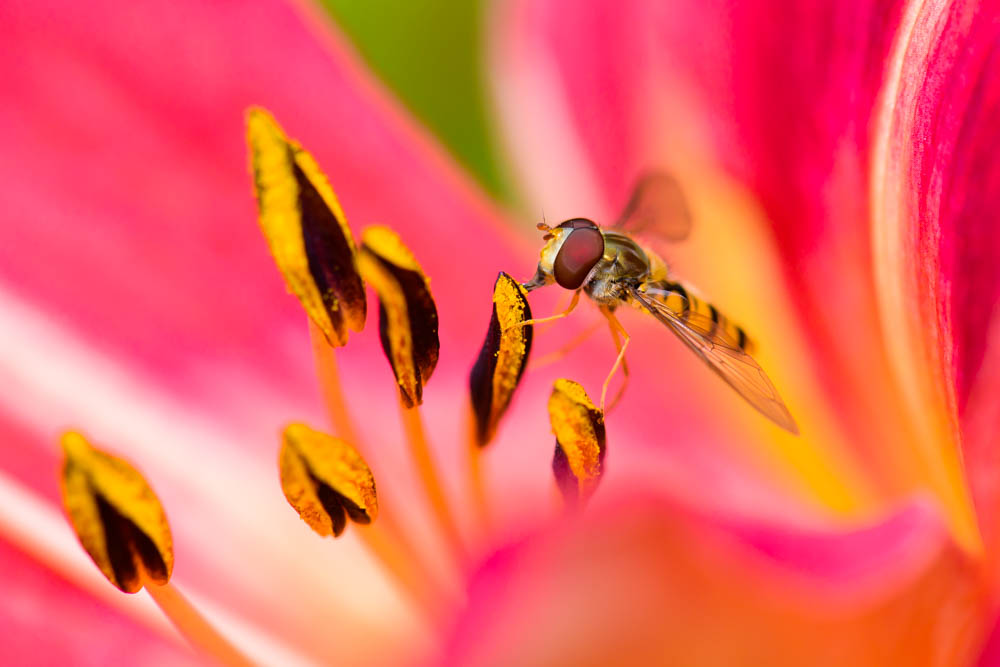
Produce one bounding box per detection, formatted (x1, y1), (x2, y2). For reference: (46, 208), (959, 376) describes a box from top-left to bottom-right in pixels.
(357, 226), (439, 408)
(469, 272), (533, 447)
(246, 107), (366, 347)
(548, 379), (606, 505)
(360, 225), (423, 273)
(59, 432), (173, 593)
(279, 423), (378, 537)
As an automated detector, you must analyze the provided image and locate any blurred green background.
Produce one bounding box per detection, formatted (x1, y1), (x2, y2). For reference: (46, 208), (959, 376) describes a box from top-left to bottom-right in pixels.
(321, 0), (509, 201)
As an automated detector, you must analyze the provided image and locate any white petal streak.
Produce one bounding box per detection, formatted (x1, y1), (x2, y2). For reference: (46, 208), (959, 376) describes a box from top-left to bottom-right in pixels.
(0, 473), (319, 667)
(0, 472), (169, 630)
(0, 285), (420, 661)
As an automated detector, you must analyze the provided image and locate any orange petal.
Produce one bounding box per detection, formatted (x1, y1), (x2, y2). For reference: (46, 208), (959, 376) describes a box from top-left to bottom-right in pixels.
(445, 495), (989, 665)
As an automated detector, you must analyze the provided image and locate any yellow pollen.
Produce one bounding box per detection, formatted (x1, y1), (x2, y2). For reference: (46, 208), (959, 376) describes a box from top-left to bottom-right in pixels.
(279, 423), (378, 538)
(59, 431), (173, 593)
(357, 225), (439, 408)
(490, 276), (530, 428)
(57, 433), (264, 665)
(361, 225), (425, 274)
(356, 226), (463, 561)
(358, 251), (417, 398)
(246, 107), (365, 346)
(548, 380), (604, 502)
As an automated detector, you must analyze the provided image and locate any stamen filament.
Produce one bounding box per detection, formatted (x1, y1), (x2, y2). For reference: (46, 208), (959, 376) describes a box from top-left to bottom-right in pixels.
(466, 409), (491, 531)
(306, 319), (448, 611)
(145, 580), (255, 667)
(309, 319), (360, 447)
(400, 403), (466, 564)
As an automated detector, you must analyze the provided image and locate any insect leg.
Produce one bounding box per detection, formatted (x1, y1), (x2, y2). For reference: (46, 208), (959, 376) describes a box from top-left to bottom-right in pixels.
(527, 318), (603, 371)
(599, 307), (630, 414)
(604, 315), (630, 412)
(535, 290), (570, 336)
(607, 316), (630, 377)
(510, 289), (581, 331)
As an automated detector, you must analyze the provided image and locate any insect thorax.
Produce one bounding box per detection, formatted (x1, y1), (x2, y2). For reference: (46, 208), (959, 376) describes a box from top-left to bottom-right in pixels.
(583, 232), (653, 306)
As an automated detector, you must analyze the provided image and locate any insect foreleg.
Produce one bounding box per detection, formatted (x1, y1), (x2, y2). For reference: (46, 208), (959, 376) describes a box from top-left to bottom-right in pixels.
(535, 290), (570, 336)
(509, 289), (581, 331)
(599, 307), (630, 414)
(527, 319), (604, 371)
(607, 316), (630, 378)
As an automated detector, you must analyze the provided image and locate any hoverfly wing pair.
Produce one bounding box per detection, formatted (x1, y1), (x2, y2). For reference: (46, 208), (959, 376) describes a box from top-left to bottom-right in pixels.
(612, 170), (693, 243)
(628, 285), (799, 435)
(615, 171), (799, 435)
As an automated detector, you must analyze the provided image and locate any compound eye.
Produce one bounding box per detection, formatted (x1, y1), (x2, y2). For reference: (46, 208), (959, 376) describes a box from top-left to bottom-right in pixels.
(554, 227), (605, 289)
(556, 217), (599, 231)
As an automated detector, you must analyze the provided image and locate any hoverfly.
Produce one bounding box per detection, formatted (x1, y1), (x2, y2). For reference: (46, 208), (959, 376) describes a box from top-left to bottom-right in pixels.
(520, 172), (799, 435)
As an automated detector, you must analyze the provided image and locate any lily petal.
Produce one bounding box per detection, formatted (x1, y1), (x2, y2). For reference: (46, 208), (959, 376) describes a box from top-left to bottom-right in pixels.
(1, 0), (534, 655)
(870, 0), (1000, 554)
(0, 0), (525, 418)
(445, 494), (989, 666)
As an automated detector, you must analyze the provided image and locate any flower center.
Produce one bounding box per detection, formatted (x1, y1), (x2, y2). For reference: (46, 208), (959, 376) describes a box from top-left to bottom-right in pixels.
(56, 108), (613, 666)
(242, 108), (608, 615)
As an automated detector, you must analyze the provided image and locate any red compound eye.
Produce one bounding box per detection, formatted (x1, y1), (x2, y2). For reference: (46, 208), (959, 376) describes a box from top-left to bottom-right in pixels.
(557, 217), (599, 231)
(554, 226), (604, 289)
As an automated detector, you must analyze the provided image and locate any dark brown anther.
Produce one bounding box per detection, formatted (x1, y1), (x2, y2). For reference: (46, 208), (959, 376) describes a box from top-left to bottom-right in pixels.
(548, 379), (606, 506)
(279, 423), (378, 538)
(246, 107), (367, 347)
(356, 226), (439, 408)
(469, 272), (533, 447)
(60, 432), (174, 594)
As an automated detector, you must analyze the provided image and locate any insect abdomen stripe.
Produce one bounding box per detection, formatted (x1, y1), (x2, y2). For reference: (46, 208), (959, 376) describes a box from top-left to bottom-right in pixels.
(664, 281), (690, 317)
(737, 327), (749, 351)
(707, 304), (721, 336)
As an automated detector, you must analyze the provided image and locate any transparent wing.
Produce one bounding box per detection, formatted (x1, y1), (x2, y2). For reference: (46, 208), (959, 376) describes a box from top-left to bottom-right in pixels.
(628, 285), (799, 434)
(640, 284), (744, 352)
(612, 171), (692, 242)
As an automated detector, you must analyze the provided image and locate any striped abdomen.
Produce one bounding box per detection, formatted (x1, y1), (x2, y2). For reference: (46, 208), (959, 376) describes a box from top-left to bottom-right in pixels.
(641, 280), (754, 353)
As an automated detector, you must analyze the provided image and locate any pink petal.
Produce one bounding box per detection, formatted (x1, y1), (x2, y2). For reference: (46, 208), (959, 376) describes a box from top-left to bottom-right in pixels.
(0, 536), (199, 666)
(0, 247), (425, 664)
(0, 0), (525, 419)
(444, 494), (989, 665)
(976, 609), (1000, 666)
(869, 0), (1000, 553)
(0, 0), (530, 656)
